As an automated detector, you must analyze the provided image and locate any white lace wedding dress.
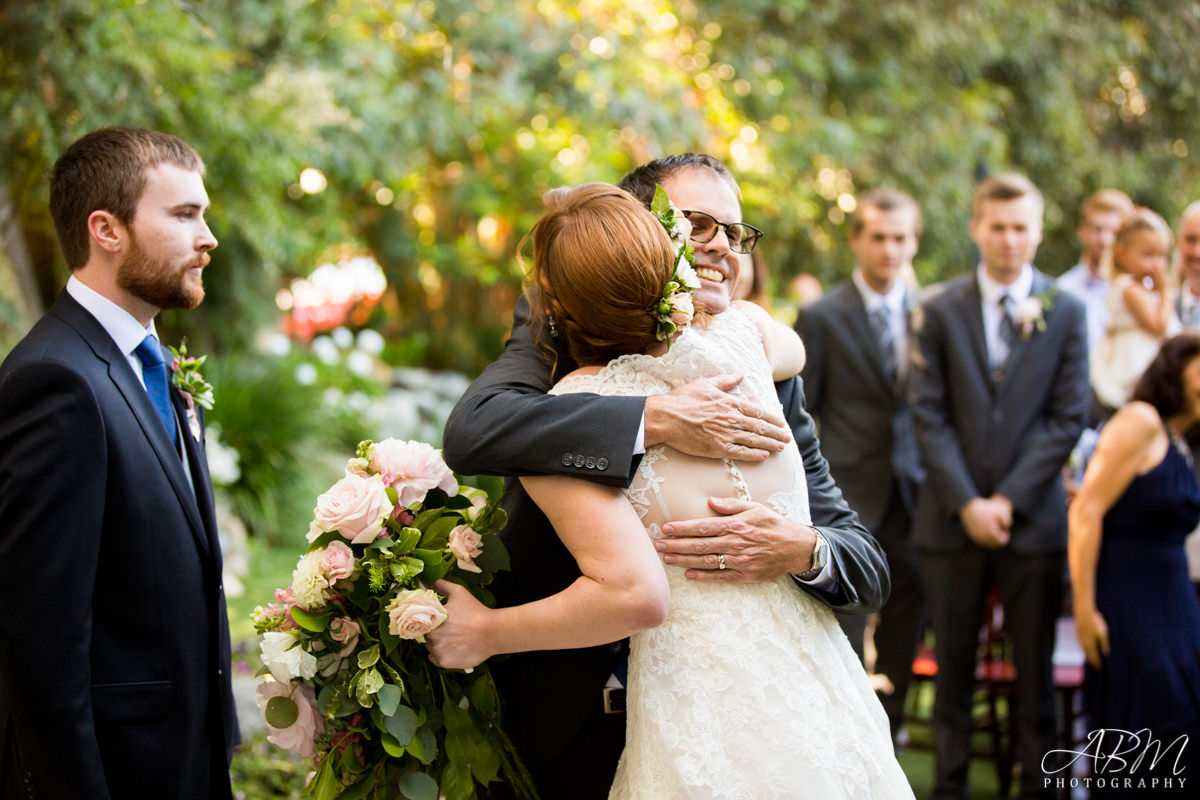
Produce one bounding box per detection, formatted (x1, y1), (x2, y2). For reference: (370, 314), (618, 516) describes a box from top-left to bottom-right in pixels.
(550, 307), (914, 800)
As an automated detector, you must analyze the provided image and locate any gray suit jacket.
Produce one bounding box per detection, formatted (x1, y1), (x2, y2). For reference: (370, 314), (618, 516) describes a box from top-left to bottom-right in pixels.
(909, 270), (1089, 553)
(796, 280), (923, 531)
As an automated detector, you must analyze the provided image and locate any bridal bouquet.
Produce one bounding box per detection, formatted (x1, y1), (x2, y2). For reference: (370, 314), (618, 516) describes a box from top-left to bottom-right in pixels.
(252, 438), (535, 800)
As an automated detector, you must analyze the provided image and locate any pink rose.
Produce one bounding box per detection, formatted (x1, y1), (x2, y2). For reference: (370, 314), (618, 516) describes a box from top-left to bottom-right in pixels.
(386, 588), (447, 642)
(255, 680), (324, 757)
(329, 617), (361, 658)
(319, 541), (357, 582)
(368, 439), (458, 508)
(448, 525), (484, 574)
(308, 473), (392, 545)
(668, 292), (695, 330)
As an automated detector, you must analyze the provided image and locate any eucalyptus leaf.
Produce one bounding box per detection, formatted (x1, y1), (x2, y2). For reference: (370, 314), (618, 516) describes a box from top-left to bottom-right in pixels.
(377, 683), (401, 716)
(264, 695), (298, 729)
(412, 726), (437, 764)
(380, 731), (406, 758)
(385, 704), (419, 745)
(397, 770), (439, 800)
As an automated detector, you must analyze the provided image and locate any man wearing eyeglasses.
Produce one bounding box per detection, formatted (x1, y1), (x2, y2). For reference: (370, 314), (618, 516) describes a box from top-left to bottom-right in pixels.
(443, 154), (888, 799)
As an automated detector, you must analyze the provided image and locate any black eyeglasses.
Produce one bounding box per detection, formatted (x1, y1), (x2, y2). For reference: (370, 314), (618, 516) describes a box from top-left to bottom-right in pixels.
(681, 209), (763, 254)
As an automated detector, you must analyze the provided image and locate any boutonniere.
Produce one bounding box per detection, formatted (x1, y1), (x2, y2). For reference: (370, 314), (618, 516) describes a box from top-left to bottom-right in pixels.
(168, 339), (213, 441)
(1014, 288), (1056, 339)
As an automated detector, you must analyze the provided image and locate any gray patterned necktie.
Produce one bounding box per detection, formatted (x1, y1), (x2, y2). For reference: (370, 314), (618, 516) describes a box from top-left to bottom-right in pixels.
(994, 295), (1019, 380)
(870, 305), (898, 385)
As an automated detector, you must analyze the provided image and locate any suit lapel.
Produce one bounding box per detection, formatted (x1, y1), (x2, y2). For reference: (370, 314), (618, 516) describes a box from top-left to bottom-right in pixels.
(839, 286), (894, 396)
(175, 391), (222, 563)
(53, 292), (212, 558)
(957, 277), (994, 390)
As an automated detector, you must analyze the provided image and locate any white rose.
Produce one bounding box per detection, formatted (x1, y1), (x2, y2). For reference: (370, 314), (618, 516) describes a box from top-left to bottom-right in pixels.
(260, 631), (318, 682)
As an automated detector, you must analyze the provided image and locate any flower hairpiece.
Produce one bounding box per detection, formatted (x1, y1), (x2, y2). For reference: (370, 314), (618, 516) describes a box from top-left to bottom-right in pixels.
(650, 184), (701, 341)
(169, 338), (214, 441)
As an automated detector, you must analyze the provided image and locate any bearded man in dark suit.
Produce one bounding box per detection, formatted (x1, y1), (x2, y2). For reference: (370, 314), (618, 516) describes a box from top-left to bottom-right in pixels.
(796, 188), (925, 742)
(910, 173), (1088, 800)
(443, 154), (890, 799)
(0, 127), (237, 799)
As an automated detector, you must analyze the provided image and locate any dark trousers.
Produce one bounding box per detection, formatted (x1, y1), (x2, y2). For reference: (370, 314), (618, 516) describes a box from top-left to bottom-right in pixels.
(921, 545), (1064, 800)
(484, 695), (625, 800)
(870, 494), (925, 740)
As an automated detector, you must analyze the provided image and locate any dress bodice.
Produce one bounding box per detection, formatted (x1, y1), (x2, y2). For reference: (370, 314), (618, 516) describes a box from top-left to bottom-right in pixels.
(551, 307), (810, 531)
(1102, 437), (1200, 546)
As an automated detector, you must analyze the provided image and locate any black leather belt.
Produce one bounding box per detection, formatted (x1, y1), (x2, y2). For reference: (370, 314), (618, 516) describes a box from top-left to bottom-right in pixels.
(603, 687), (626, 714)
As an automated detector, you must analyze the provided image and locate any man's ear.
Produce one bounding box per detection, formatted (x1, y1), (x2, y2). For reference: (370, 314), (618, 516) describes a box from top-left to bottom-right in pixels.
(87, 210), (126, 255)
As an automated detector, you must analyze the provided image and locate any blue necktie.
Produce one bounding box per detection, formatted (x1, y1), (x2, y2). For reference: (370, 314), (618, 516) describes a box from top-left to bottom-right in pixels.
(134, 334), (178, 445)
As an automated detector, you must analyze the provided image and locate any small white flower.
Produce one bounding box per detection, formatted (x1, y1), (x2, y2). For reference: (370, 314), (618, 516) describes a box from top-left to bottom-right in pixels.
(1014, 296), (1047, 337)
(260, 631), (318, 682)
(675, 252), (701, 291)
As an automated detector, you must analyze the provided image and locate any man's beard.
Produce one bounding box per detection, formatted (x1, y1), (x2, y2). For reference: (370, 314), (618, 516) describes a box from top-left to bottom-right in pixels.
(117, 236), (207, 311)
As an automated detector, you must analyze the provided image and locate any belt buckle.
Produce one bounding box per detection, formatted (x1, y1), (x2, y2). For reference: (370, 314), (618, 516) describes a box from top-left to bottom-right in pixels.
(603, 686), (626, 714)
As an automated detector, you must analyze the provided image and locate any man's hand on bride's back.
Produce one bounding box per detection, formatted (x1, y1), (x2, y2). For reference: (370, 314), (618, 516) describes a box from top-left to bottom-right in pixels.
(654, 496), (815, 583)
(643, 374), (790, 461)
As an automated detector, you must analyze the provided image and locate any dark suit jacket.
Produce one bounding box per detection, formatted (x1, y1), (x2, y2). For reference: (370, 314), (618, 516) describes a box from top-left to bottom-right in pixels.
(442, 291), (889, 766)
(796, 280), (923, 530)
(0, 291), (237, 800)
(909, 271), (1089, 553)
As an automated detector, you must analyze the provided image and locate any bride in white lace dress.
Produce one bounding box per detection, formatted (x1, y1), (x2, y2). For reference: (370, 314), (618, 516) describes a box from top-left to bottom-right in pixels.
(427, 184), (913, 799)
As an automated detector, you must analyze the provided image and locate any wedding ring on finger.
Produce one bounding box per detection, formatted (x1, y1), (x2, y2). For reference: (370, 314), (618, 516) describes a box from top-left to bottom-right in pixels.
(717, 553), (727, 570)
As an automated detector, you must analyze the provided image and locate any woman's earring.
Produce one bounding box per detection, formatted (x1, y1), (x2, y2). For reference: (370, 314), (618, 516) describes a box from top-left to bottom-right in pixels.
(547, 314), (559, 338)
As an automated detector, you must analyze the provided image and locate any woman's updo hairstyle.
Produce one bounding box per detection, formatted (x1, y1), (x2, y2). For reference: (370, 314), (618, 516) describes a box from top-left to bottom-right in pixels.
(527, 182), (679, 366)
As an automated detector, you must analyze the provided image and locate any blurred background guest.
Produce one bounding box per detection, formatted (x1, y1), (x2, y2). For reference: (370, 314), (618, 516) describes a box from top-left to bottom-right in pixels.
(1175, 201), (1200, 331)
(1068, 333), (1200, 796)
(1090, 208), (1180, 417)
(796, 188), (925, 746)
(1058, 189), (1134, 353)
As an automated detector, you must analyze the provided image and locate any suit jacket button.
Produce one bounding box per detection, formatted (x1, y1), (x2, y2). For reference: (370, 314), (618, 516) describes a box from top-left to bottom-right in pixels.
(585, 456), (596, 469)
(596, 457), (609, 471)
(574, 454), (586, 468)
(561, 453), (574, 466)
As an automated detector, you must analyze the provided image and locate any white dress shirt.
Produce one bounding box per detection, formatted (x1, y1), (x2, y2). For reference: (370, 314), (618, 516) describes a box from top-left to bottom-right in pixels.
(66, 275), (161, 390)
(852, 269), (908, 379)
(978, 264), (1034, 367)
(1057, 261), (1109, 352)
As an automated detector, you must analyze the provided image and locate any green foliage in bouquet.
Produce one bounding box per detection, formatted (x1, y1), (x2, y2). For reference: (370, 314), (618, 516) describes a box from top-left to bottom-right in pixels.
(252, 439), (536, 800)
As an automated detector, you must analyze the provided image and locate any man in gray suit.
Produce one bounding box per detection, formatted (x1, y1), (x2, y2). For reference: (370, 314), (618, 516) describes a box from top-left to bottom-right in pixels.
(796, 188), (925, 742)
(910, 174), (1088, 800)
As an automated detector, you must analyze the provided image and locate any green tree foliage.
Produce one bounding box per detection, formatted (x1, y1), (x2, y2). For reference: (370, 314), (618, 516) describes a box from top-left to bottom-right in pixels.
(3, 0), (1199, 369)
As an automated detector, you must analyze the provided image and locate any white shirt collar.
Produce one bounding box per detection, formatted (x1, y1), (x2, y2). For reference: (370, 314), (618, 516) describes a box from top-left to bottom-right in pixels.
(66, 275), (158, 355)
(852, 269), (907, 314)
(977, 263), (1034, 307)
